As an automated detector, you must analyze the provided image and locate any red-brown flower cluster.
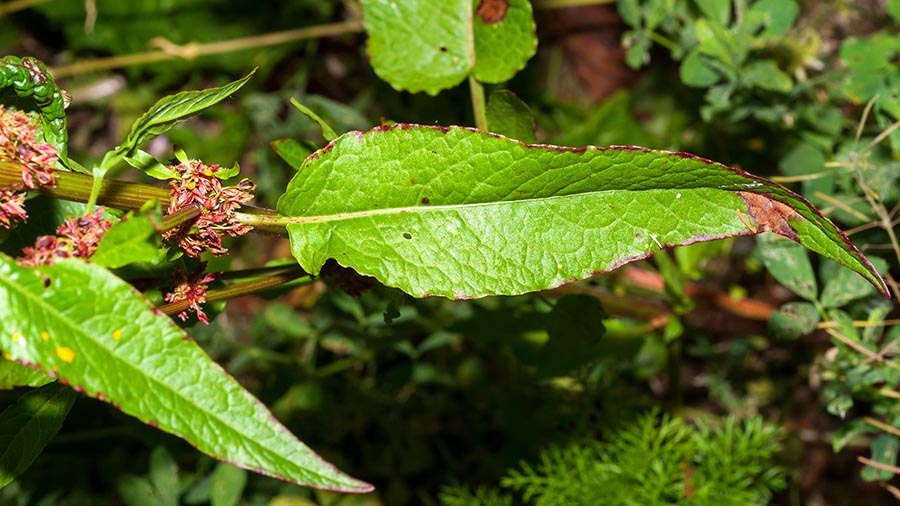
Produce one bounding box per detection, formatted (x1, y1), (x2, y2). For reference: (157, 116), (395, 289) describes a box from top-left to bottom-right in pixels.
(164, 262), (217, 324)
(0, 190), (27, 228)
(0, 105), (59, 228)
(18, 208), (113, 267)
(163, 160), (255, 257)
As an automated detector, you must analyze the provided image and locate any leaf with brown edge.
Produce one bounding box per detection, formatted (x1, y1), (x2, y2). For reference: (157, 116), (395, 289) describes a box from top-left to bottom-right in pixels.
(277, 124), (888, 299)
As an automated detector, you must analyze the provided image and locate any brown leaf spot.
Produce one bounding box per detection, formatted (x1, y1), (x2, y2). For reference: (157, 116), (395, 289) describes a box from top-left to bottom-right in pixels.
(476, 0), (509, 24)
(737, 191), (799, 241)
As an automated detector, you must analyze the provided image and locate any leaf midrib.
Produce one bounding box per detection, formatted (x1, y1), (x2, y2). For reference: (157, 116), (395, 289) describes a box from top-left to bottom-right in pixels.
(279, 186), (748, 225)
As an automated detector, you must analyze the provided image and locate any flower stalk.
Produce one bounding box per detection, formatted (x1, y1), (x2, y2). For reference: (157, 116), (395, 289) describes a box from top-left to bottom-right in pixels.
(157, 266), (310, 319)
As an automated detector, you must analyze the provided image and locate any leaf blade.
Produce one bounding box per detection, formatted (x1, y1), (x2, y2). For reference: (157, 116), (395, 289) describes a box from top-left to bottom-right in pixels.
(0, 256), (371, 492)
(121, 70), (256, 156)
(0, 381), (75, 488)
(277, 125), (886, 299)
(362, 0), (472, 94)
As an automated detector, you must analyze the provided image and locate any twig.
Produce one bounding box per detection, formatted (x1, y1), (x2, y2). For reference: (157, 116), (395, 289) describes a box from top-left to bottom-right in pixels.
(825, 328), (900, 369)
(864, 417), (900, 438)
(49, 20), (365, 78)
(812, 191), (872, 223)
(533, 0), (616, 8)
(468, 76), (488, 131)
(0, 0), (45, 16)
(858, 456), (900, 475)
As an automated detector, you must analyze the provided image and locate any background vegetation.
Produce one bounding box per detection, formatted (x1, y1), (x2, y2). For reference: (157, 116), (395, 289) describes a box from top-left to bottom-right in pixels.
(1, 0), (899, 504)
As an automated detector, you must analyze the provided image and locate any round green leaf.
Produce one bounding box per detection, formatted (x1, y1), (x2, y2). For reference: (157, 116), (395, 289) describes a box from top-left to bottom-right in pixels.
(472, 0), (537, 84)
(362, 0), (472, 94)
(361, 0), (536, 94)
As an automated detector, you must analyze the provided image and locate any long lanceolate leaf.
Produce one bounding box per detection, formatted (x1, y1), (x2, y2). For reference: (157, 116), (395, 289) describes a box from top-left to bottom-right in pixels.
(120, 69), (256, 156)
(0, 256), (372, 492)
(277, 125), (887, 299)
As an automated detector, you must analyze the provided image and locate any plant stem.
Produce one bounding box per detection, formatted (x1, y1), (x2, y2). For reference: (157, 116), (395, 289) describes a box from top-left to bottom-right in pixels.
(156, 266), (311, 317)
(1, 160), (168, 208)
(217, 263), (303, 281)
(1, 161), (286, 233)
(0, 0), (46, 16)
(159, 204), (201, 231)
(48, 20), (365, 78)
(533, 0), (616, 9)
(468, 75), (488, 131)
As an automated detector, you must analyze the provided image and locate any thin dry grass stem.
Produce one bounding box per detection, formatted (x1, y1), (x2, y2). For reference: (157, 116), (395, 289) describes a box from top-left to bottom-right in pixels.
(844, 110), (900, 269)
(818, 318), (900, 329)
(533, 0), (616, 8)
(853, 95), (879, 149)
(858, 456), (900, 475)
(864, 417), (900, 438)
(771, 171), (833, 183)
(885, 273), (900, 301)
(867, 119), (900, 151)
(825, 327), (900, 369)
(49, 20), (365, 78)
(845, 221), (882, 236)
(881, 482), (900, 501)
(878, 388), (900, 400)
(0, 0), (45, 16)
(861, 339), (900, 367)
(812, 191), (872, 222)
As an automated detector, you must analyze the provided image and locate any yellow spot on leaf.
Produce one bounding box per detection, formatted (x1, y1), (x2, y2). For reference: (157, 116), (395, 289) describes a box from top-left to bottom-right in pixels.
(12, 333), (22, 343)
(113, 329), (122, 341)
(41, 332), (49, 341)
(3, 354), (10, 361)
(56, 346), (75, 363)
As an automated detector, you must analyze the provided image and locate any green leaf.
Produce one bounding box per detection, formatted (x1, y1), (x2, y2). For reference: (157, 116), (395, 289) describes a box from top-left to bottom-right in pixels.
(617, 0), (640, 27)
(538, 295), (607, 377)
(271, 138), (315, 170)
(149, 446), (180, 506)
(0, 56), (69, 161)
(890, 0), (900, 22)
(124, 150), (177, 180)
(755, 232), (818, 301)
(361, 0), (536, 94)
(768, 301), (819, 339)
(749, 0), (799, 38)
(0, 381), (75, 488)
(472, 0), (537, 84)
(485, 90), (536, 143)
(118, 474), (165, 506)
(862, 434), (899, 481)
(362, 0), (471, 94)
(210, 463), (247, 506)
(820, 257), (888, 309)
(277, 125), (886, 298)
(741, 60), (792, 93)
(694, 0), (731, 26)
(0, 357), (52, 389)
(119, 70), (256, 158)
(0, 255), (371, 492)
(680, 48), (720, 87)
(290, 98), (338, 141)
(91, 210), (163, 269)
